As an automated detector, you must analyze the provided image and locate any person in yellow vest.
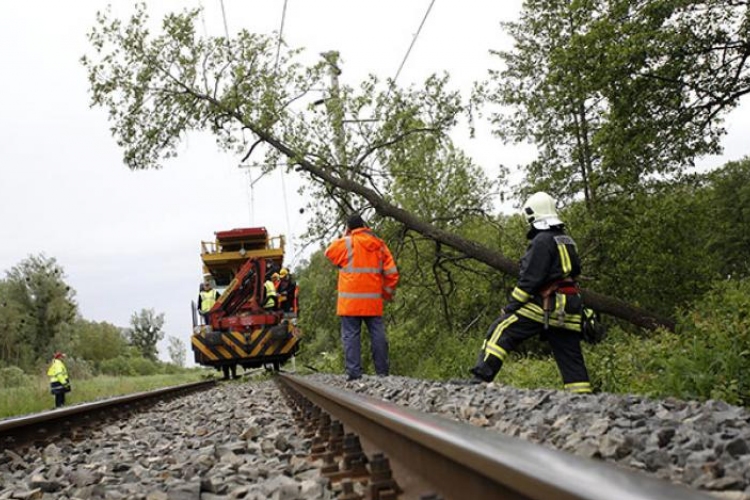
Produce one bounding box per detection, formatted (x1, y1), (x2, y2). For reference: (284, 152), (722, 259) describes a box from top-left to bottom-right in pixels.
(198, 281), (220, 323)
(47, 352), (70, 408)
(263, 271), (279, 310)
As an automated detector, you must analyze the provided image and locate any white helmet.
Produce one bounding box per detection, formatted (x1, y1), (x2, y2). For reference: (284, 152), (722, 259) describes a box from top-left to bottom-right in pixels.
(522, 192), (563, 230)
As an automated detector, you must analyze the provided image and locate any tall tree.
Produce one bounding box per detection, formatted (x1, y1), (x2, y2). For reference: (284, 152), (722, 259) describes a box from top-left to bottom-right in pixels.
(483, 0), (607, 208)
(0, 281), (35, 368)
(484, 0), (750, 206)
(72, 319), (129, 364)
(167, 336), (186, 367)
(127, 309), (165, 361)
(2, 255), (77, 366)
(81, 4), (675, 330)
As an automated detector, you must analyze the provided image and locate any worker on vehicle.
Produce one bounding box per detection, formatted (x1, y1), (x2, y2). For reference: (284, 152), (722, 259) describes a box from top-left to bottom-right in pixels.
(468, 192), (591, 393)
(263, 270), (279, 310)
(198, 280), (220, 323)
(47, 352), (70, 408)
(277, 268), (297, 313)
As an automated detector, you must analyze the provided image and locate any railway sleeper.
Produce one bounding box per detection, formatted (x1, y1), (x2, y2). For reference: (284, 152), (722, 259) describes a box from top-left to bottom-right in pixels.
(282, 385), (411, 499)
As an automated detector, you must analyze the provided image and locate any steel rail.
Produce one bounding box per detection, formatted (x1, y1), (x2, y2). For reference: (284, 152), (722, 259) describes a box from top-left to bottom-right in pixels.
(0, 379), (216, 449)
(278, 374), (713, 500)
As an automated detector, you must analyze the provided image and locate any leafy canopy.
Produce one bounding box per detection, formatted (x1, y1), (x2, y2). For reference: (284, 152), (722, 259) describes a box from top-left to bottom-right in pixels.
(483, 0), (750, 206)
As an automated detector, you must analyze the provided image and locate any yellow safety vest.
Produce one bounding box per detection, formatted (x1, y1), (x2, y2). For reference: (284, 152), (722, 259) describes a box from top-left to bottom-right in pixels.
(200, 290), (218, 312)
(263, 280), (277, 309)
(47, 359), (69, 384)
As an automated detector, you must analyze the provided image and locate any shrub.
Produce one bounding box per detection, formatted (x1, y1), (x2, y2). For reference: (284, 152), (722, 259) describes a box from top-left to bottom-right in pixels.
(127, 357), (160, 376)
(99, 356), (135, 376)
(663, 278), (750, 405)
(65, 358), (95, 380)
(0, 366), (31, 388)
(575, 277), (750, 404)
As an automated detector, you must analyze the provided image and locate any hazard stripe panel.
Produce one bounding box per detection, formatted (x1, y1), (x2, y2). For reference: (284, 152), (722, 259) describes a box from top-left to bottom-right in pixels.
(191, 326), (300, 364)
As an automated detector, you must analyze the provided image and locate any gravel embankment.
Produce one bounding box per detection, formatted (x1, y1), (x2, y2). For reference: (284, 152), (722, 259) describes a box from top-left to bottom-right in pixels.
(308, 373), (750, 500)
(0, 381), (330, 500)
(3, 374), (750, 499)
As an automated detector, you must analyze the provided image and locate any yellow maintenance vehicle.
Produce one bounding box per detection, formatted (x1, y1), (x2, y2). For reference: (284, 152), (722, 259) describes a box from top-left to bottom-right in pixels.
(190, 227), (300, 378)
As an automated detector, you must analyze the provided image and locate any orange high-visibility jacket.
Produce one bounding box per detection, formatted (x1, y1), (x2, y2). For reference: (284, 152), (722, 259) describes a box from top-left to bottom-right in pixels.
(325, 228), (399, 316)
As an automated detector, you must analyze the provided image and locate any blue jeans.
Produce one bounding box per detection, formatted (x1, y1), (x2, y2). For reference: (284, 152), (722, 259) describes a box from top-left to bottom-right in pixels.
(341, 316), (389, 378)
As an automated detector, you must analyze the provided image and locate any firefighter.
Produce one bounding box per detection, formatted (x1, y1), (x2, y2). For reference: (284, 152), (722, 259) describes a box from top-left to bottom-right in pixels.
(198, 280), (220, 323)
(47, 352), (70, 408)
(468, 192), (591, 393)
(325, 213), (400, 381)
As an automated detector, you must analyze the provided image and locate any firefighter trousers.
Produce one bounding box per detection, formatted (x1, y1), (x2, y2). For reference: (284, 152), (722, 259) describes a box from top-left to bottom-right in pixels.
(471, 312), (591, 393)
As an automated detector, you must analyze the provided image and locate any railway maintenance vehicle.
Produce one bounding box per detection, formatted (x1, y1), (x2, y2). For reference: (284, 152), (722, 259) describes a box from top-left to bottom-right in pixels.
(190, 227), (301, 378)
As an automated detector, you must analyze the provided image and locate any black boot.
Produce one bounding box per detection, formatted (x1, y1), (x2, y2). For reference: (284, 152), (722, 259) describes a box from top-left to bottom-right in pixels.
(469, 367), (491, 382)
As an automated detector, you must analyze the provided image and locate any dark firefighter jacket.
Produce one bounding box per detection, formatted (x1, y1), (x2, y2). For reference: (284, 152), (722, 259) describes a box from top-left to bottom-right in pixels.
(505, 227), (583, 331)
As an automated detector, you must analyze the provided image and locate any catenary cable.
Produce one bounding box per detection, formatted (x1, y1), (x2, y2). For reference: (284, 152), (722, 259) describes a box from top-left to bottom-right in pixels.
(391, 0), (437, 88)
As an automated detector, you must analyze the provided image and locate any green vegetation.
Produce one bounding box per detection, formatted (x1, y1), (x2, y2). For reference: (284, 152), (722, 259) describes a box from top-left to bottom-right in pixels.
(495, 277), (750, 406)
(0, 252), (194, 418)
(0, 372), (205, 419)
(79, 3), (750, 406)
(298, 158), (750, 404)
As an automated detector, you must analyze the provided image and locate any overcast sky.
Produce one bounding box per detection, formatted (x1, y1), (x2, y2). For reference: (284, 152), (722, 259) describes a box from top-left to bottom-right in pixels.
(1, 1), (747, 364)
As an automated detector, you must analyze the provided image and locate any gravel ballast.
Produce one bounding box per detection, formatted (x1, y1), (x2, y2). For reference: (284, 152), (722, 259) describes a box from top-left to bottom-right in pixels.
(3, 374), (750, 499)
(308, 373), (750, 499)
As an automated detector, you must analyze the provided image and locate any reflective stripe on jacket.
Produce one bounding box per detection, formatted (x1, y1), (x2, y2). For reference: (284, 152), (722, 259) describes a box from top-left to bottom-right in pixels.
(506, 228), (583, 331)
(47, 359), (69, 384)
(325, 228), (399, 316)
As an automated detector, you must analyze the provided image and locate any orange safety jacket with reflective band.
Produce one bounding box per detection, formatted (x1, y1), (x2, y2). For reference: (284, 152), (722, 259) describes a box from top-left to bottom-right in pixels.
(325, 228), (399, 316)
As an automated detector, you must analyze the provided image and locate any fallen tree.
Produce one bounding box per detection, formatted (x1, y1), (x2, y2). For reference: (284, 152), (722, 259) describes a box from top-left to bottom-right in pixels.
(83, 5), (675, 331)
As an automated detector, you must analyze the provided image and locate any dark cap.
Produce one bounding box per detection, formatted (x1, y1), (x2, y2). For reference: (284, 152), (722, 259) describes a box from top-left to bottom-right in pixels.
(346, 213), (365, 230)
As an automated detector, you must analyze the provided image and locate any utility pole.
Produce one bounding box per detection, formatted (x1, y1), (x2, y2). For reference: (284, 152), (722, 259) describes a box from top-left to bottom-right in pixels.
(319, 50), (354, 215)
(320, 51), (347, 170)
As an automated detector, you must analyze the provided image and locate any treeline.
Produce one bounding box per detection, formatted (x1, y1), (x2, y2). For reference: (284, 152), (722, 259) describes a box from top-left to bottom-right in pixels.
(296, 157), (750, 405)
(0, 255), (188, 385)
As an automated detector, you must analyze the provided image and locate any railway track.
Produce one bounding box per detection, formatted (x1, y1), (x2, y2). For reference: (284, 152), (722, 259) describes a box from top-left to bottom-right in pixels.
(0, 375), (727, 498)
(0, 379), (216, 451)
(277, 373), (714, 500)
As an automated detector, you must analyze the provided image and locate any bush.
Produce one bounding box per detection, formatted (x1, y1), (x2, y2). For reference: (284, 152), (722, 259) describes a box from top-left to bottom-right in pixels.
(99, 356), (135, 376)
(65, 357), (95, 380)
(0, 366), (31, 388)
(389, 320), (480, 380)
(663, 278), (750, 405)
(571, 277), (750, 404)
(128, 357), (160, 376)
(160, 362), (178, 375)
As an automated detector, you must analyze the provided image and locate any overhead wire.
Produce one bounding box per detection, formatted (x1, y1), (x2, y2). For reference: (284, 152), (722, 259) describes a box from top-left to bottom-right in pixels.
(274, 0), (289, 71)
(219, 0), (230, 38)
(391, 0), (436, 88)
(273, 0), (295, 266)
(198, 0), (209, 38)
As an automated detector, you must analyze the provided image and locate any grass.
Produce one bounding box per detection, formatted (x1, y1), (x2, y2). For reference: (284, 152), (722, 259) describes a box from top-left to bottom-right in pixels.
(0, 372), (207, 419)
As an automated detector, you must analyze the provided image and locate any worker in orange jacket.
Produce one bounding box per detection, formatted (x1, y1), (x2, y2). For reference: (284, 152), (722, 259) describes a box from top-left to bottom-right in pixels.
(325, 213), (399, 381)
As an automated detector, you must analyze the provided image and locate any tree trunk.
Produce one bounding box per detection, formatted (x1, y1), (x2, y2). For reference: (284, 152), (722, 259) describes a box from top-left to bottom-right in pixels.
(225, 106), (675, 332)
